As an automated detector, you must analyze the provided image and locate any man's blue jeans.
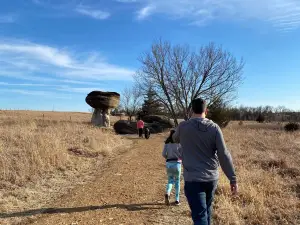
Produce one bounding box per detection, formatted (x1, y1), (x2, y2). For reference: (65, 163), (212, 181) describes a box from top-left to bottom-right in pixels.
(184, 180), (218, 225)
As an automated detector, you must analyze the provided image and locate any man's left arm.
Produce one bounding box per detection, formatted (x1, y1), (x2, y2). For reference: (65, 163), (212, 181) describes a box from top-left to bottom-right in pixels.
(216, 125), (236, 184)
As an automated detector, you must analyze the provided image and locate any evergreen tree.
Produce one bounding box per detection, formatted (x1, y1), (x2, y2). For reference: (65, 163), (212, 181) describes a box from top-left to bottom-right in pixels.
(142, 87), (163, 116)
(256, 113), (265, 123)
(207, 98), (231, 128)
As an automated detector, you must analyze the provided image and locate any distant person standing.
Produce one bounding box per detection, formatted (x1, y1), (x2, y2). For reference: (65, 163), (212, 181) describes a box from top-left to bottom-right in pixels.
(137, 118), (145, 138)
(173, 98), (238, 225)
(162, 130), (182, 206)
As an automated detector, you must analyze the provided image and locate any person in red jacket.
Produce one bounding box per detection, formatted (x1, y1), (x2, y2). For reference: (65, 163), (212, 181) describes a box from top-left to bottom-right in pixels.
(137, 118), (145, 138)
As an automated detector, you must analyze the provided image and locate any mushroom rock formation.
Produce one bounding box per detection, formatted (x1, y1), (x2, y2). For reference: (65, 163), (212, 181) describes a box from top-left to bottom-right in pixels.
(86, 91), (120, 127)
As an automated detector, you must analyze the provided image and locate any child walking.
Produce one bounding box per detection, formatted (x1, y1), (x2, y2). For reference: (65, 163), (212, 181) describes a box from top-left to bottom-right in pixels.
(137, 118), (145, 138)
(162, 130), (182, 206)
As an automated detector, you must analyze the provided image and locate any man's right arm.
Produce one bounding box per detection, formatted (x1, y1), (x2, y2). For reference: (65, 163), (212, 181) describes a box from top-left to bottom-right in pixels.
(215, 125), (237, 185)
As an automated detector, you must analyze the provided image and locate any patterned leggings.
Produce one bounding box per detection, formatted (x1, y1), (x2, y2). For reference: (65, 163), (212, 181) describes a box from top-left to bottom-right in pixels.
(165, 162), (181, 201)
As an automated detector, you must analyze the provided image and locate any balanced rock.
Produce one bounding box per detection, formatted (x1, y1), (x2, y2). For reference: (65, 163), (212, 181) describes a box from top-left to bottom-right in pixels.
(86, 91), (120, 127)
(86, 91), (120, 109)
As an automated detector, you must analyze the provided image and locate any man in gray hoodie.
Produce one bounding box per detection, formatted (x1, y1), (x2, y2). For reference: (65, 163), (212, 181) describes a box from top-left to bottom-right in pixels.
(173, 98), (237, 225)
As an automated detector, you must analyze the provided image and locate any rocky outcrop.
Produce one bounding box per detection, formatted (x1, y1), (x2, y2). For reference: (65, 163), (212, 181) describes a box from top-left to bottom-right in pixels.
(113, 116), (174, 135)
(113, 120), (137, 135)
(86, 91), (120, 127)
(91, 109), (103, 126)
(86, 91), (120, 109)
(142, 115), (174, 129)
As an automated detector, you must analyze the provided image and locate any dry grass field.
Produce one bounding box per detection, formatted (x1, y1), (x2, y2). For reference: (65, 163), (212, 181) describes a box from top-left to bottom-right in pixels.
(215, 122), (300, 225)
(0, 111), (299, 225)
(0, 110), (130, 224)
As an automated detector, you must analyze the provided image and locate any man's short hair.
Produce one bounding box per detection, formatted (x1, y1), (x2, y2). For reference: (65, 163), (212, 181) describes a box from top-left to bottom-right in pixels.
(191, 98), (206, 114)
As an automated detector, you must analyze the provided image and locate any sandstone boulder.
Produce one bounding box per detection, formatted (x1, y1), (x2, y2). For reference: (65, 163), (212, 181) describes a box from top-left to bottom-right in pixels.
(142, 115), (174, 129)
(147, 123), (164, 133)
(113, 120), (137, 135)
(86, 91), (120, 109)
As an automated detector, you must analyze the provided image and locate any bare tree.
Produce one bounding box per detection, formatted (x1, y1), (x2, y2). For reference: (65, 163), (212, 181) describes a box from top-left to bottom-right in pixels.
(121, 85), (142, 122)
(275, 105), (289, 122)
(262, 105), (274, 122)
(135, 40), (244, 125)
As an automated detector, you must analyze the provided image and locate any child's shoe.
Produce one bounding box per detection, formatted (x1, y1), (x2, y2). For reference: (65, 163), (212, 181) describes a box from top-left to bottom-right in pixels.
(165, 194), (170, 206)
(175, 201), (180, 206)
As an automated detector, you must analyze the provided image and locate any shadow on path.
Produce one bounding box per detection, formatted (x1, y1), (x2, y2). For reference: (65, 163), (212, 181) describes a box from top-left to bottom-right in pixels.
(0, 203), (164, 219)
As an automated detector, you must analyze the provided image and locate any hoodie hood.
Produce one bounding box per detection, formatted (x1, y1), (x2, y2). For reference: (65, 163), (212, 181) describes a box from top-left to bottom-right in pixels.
(189, 118), (216, 132)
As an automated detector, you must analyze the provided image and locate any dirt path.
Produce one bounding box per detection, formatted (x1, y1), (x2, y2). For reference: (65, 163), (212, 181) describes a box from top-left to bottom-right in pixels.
(9, 135), (192, 225)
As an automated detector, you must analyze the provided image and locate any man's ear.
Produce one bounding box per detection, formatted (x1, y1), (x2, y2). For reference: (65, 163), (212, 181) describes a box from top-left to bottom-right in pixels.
(205, 108), (209, 115)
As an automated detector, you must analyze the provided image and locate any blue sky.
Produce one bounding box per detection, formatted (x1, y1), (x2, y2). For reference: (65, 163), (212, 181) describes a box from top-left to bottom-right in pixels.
(1, 0), (300, 112)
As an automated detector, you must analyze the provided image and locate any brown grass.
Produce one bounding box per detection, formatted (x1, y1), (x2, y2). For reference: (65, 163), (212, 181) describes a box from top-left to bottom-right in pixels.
(0, 112), (299, 225)
(215, 122), (300, 225)
(0, 110), (130, 220)
(0, 110), (121, 125)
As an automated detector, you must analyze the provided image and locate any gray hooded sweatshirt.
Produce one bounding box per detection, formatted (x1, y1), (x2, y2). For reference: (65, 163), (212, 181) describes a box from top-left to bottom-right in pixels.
(162, 143), (182, 162)
(173, 118), (236, 184)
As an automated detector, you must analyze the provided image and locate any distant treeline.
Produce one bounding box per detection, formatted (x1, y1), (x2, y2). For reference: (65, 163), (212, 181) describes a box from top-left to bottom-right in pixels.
(227, 106), (300, 122)
(113, 102), (300, 123)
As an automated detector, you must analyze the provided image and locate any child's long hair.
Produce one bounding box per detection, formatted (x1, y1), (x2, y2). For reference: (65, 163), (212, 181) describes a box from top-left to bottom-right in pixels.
(165, 129), (175, 144)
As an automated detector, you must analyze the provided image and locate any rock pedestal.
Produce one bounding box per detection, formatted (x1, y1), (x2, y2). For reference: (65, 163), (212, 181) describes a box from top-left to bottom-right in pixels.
(86, 91), (120, 127)
(91, 109), (103, 126)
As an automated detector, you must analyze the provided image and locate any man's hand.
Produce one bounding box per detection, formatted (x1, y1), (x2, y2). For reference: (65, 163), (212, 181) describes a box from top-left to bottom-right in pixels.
(230, 183), (238, 195)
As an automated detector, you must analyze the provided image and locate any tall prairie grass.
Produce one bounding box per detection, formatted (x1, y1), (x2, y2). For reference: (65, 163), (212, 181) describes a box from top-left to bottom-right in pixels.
(0, 111), (299, 225)
(0, 111), (130, 219)
(215, 124), (300, 225)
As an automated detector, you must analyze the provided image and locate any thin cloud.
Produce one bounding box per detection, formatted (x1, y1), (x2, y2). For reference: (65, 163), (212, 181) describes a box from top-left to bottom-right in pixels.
(0, 82), (60, 87)
(6, 89), (53, 96)
(75, 5), (110, 20)
(31, 0), (72, 9)
(133, 0), (300, 31)
(60, 80), (101, 85)
(137, 5), (154, 20)
(0, 88), (72, 99)
(0, 39), (135, 82)
(57, 87), (105, 94)
(0, 82), (107, 95)
(0, 71), (103, 85)
(117, 0), (137, 3)
(32, 1), (110, 20)
(30, 0), (300, 31)
(0, 42), (73, 67)
(0, 14), (17, 23)
(32, 0), (42, 4)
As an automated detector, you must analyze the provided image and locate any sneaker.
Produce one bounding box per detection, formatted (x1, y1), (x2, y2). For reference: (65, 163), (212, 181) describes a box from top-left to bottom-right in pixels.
(165, 194), (170, 206)
(175, 201), (180, 206)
